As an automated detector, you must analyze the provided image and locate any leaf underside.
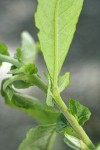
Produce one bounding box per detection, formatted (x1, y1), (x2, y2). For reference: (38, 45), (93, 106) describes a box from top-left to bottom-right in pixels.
(64, 134), (90, 150)
(58, 72), (70, 93)
(18, 124), (56, 150)
(2, 90), (60, 124)
(15, 31), (37, 64)
(35, 0), (84, 80)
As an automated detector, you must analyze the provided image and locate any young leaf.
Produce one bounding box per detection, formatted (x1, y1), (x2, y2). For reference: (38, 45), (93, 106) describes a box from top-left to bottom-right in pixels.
(15, 48), (22, 62)
(0, 42), (9, 65)
(18, 124), (56, 150)
(12, 93), (60, 123)
(56, 114), (78, 138)
(8, 64), (38, 75)
(1, 81), (60, 123)
(13, 80), (33, 89)
(3, 75), (34, 92)
(15, 31), (37, 64)
(8, 65), (36, 89)
(35, 0), (84, 80)
(0, 42), (9, 55)
(5, 86), (14, 101)
(56, 113), (69, 134)
(46, 75), (54, 107)
(68, 98), (91, 126)
(58, 72), (70, 93)
(64, 134), (90, 150)
(56, 99), (91, 138)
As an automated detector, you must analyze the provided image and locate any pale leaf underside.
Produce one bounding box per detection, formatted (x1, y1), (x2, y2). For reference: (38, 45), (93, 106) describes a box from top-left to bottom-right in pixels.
(35, 0), (84, 81)
(18, 125), (56, 150)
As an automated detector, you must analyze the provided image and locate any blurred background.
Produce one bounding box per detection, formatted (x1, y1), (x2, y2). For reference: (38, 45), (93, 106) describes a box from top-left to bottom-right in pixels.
(0, 0), (100, 150)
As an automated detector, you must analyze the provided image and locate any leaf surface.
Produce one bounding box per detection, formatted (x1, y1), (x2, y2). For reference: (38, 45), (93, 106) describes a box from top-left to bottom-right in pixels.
(64, 134), (90, 150)
(46, 75), (54, 107)
(8, 64), (38, 75)
(56, 114), (78, 138)
(68, 98), (91, 126)
(18, 124), (56, 150)
(8, 64), (38, 89)
(56, 98), (91, 136)
(58, 72), (70, 93)
(12, 93), (59, 123)
(0, 42), (9, 65)
(15, 31), (37, 64)
(1, 81), (60, 123)
(56, 99), (91, 143)
(56, 113), (69, 133)
(5, 86), (14, 100)
(35, 0), (84, 80)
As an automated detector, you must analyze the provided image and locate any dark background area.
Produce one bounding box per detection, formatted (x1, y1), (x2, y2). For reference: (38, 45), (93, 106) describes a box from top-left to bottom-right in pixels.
(0, 0), (100, 150)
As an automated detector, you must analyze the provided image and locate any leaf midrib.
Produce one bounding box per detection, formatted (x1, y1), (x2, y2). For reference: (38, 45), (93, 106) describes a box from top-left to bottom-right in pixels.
(53, 0), (59, 88)
(46, 129), (56, 150)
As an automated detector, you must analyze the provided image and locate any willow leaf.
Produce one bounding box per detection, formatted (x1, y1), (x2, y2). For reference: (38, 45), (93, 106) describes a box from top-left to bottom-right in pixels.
(35, 0), (84, 80)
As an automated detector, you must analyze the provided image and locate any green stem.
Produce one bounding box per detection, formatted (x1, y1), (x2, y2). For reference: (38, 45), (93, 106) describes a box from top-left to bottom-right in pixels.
(0, 54), (95, 149)
(25, 74), (95, 149)
(32, 74), (47, 93)
(6, 74), (94, 149)
(0, 54), (22, 67)
(28, 76), (95, 149)
(53, 92), (95, 150)
(0, 54), (47, 93)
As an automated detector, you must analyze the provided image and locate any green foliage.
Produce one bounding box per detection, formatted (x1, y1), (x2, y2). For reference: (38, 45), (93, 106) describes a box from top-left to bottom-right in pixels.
(13, 80), (33, 89)
(5, 31), (39, 89)
(46, 75), (54, 107)
(0, 42), (9, 56)
(15, 48), (22, 62)
(2, 75), (34, 92)
(58, 72), (70, 93)
(15, 31), (37, 64)
(8, 65), (37, 89)
(56, 114), (69, 133)
(5, 86), (14, 100)
(56, 114), (78, 137)
(56, 99), (91, 137)
(0, 1), (96, 150)
(35, 0), (84, 80)
(64, 134), (90, 150)
(18, 124), (56, 150)
(56, 99), (93, 150)
(8, 64), (38, 75)
(0, 42), (9, 65)
(1, 84), (60, 123)
(68, 98), (91, 126)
